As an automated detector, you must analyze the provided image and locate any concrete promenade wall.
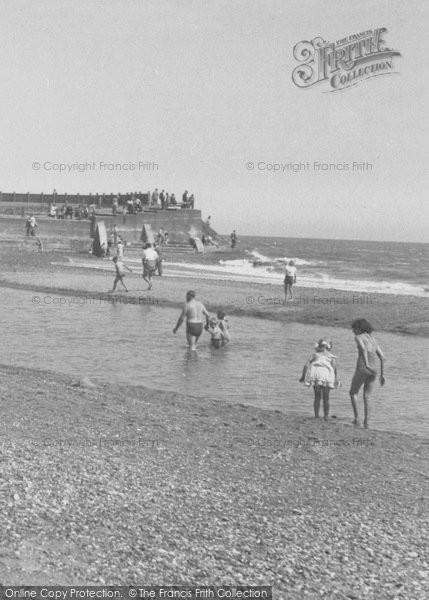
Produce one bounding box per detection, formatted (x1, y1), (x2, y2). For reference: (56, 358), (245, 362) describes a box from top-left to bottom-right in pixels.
(0, 210), (203, 244)
(100, 210), (202, 243)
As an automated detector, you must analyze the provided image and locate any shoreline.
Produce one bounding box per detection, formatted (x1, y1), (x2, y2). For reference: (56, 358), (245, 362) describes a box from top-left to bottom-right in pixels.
(0, 249), (428, 337)
(1, 363), (428, 593)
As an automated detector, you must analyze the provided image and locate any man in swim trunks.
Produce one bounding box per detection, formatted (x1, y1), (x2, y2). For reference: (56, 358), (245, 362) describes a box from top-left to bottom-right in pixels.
(142, 243), (159, 290)
(173, 290), (210, 351)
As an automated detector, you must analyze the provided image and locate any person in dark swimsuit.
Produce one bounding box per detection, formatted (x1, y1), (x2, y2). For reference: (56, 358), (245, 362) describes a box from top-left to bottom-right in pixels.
(173, 290), (210, 351)
(350, 318), (386, 429)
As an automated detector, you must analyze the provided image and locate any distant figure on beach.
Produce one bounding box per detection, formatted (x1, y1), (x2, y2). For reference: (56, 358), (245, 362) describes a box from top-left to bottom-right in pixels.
(182, 190), (189, 207)
(189, 194), (195, 209)
(112, 224), (119, 246)
(49, 202), (58, 218)
(284, 260), (297, 302)
(116, 237), (124, 259)
(217, 310), (231, 343)
(173, 290), (210, 351)
(154, 244), (163, 276)
(230, 230), (237, 248)
(26, 215), (38, 237)
(300, 339), (338, 421)
(350, 318), (385, 429)
(206, 316), (224, 349)
(142, 242), (159, 290)
(110, 256), (132, 293)
(157, 228), (165, 245)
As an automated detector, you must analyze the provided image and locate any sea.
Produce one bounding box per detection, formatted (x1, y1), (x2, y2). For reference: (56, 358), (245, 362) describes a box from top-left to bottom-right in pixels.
(168, 236), (429, 297)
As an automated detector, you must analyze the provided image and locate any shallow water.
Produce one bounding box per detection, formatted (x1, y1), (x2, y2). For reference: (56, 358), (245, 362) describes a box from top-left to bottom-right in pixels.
(2, 288), (428, 437)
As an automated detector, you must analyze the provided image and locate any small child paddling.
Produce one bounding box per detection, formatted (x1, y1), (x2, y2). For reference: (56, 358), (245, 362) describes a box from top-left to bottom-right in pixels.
(217, 310), (231, 344)
(206, 317), (224, 349)
(300, 339), (339, 420)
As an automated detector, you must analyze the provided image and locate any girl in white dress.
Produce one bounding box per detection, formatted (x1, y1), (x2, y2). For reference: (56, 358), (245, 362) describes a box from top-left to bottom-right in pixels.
(300, 339), (338, 420)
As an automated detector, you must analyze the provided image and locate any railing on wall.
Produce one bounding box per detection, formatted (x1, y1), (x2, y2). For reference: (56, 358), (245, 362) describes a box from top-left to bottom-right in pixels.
(0, 191), (151, 209)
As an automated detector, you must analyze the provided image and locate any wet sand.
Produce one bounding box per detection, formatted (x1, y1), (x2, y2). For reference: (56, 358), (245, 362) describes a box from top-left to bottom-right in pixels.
(0, 249), (428, 337)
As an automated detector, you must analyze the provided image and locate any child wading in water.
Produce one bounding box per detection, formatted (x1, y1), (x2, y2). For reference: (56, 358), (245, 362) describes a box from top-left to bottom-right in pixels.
(217, 310), (231, 344)
(350, 318), (385, 429)
(110, 256), (132, 292)
(206, 317), (224, 348)
(300, 339), (338, 420)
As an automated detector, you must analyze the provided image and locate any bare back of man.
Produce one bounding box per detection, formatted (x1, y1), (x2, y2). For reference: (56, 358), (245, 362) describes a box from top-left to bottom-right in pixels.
(173, 291), (209, 351)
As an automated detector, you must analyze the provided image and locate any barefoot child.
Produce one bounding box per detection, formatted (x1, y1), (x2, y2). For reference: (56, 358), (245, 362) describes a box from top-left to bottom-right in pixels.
(217, 310), (231, 344)
(206, 317), (224, 349)
(350, 318), (385, 429)
(300, 339), (338, 420)
(110, 256), (132, 292)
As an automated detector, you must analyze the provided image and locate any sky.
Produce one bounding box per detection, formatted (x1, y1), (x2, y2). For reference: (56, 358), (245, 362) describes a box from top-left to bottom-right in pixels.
(0, 0), (427, 242)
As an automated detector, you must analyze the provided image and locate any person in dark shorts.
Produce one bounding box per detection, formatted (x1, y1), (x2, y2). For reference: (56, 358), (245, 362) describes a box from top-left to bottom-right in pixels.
(142, 243), (159, 290)
(173, 290), (210, 351)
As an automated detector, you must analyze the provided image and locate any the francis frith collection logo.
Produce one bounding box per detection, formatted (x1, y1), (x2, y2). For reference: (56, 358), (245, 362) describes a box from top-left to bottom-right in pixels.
(292, 28), (401, 92)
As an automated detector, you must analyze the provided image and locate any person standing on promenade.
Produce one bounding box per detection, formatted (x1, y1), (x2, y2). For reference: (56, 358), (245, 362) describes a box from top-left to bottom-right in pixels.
(151, 189), (159, 207)
(300, 339), (338, 421)
(349, 318), (385, 429)
(160, 190), (166, 210)
(284, 260), (297, 302)
(173, 290), (210, 351)
(230, 229), (237, 248)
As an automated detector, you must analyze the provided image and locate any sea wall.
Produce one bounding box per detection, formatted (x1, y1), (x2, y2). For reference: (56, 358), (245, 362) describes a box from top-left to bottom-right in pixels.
(100, 211), (203, 243)
(0, 211), (203, 244)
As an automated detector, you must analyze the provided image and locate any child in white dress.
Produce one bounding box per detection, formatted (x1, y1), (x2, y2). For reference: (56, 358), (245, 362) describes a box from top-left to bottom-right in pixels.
(300, 339), (338, 420)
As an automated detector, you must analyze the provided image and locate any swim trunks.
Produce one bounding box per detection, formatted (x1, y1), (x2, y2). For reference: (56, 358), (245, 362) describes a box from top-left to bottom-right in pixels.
(143, 259), (157, 277)
(284, 276), (294, 285)
(187, 322), (203, 337)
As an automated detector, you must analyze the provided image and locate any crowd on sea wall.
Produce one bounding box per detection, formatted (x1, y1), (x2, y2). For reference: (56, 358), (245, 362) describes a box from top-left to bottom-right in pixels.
(45, 189), (197, 220)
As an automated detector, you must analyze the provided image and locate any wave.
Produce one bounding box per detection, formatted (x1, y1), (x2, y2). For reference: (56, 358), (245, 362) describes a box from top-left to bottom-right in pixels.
(244, 249), (313, 266)
(165, 261), (429, 297)
(61, 257), (429, 298)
